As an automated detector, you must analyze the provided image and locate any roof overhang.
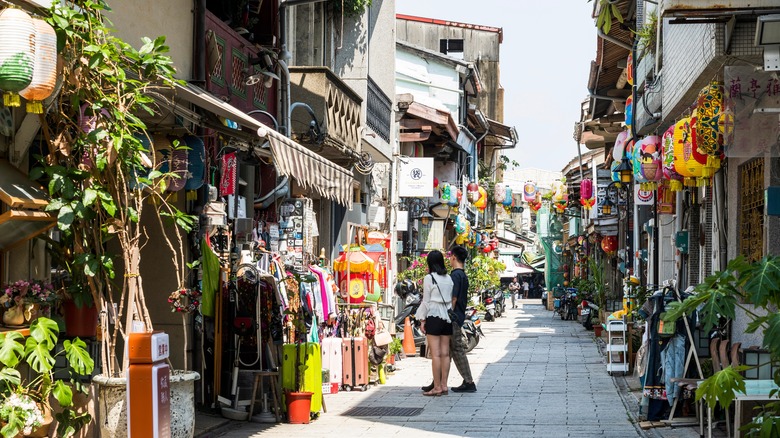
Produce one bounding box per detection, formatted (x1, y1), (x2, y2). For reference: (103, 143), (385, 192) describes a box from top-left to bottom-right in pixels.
(0, 160), (56, 252)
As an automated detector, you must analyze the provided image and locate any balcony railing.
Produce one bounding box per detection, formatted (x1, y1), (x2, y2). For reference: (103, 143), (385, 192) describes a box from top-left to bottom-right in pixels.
(288, 66), (363, 162)
(366, 76), (391, 143)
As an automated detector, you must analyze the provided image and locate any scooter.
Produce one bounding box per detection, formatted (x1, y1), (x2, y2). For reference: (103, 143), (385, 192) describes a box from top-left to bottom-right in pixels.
(482, 290), (497, 322)
(580, 297), (599, 330)
(493, 289), (506, 317)
(560, 288), (579, 321)
(462, 306), (484, 353)
(394, 280), (426, 347)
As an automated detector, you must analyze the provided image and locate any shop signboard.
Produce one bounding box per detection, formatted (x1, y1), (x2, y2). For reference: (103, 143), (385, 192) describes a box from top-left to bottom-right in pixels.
(398, 157), (434, 197)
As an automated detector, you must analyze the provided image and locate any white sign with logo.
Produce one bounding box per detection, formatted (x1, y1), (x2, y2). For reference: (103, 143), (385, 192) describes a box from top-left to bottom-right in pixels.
(634, 185), (655, 205)
(399, 157), (434, 197)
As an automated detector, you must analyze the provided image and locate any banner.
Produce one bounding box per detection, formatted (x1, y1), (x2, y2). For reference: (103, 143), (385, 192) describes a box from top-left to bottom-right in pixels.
(398, 157), (434, 197)
(634, 185), (654, 205)
(220, 152), (237, 196)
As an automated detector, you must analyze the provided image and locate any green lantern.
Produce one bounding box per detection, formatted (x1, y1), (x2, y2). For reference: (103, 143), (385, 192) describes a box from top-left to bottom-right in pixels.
(0, 7), (36, 107)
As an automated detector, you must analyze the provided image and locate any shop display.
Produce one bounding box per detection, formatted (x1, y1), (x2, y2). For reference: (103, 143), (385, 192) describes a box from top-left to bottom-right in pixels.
(278, 198), (307, 271)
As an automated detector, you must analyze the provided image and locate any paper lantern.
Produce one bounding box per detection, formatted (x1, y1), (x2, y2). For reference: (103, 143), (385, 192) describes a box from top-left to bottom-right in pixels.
(455, 215), (468, 234)
(433, 177), (439, 189)
(672, 117), (708, 187)
(625, 95), (633, 130)
(601, 235), (618, 255)
(439, 183), (452, 202)
(0, 8), (35, 107)
(579, 179), (594, 210)
(613, 130), (630, 161)
(475, 187), (488, 210)
(661, 124), (683, 192)
(168, 142), (188, 192)
(502, 185), (513, 207)
(450, 187), (461, 207)
(631, 135), (662, 191)
(523, 181), (537, 202)
(494, 183), (505, 204)
(18, 18), (56, 114)
(626, 53), (634, 86)
(610, 160), (621, 183)
(689, 110), (720, 179)
(467, 181), (479, 202)
(694, 82), (724, 156)
(552, 180), (567, 213)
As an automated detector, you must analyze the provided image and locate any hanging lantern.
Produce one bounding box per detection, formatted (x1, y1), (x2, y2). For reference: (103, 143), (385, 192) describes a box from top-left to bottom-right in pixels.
(452, 188), (462, 206)
(19, 18), (57, 114)
(694, 82), (725, 157)
(552, 181), (568, 214)
(579, 179), (594, 210)
(690, 110), (720, 180)
(523, 181), (537, 202)
(475, 187), (488, 210)
(454, 215), (468, 234)
(661, 124), (683, 192)
(528, 192), (542, 212)
(0, 8), (36, 107)
(610, 160), (621, 183)
(626, 53), (634, 86)
(631, 135), (662, 191)
(625, 95), (633, 131)
(672, 117), (707, 187)
(433, 177), (439, 189)
(467, 181), (480, 202)
(601, 235), (618, 255)
(439, 182), (451, 202)
(494, 183), (505, 204)
(502, 185), (513, 207)
(613, 130), (630, 161)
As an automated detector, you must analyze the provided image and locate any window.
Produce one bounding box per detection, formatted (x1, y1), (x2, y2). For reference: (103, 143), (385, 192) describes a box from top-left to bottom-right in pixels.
(289, 2), (327, 67)
(739, 158), (764, 262)
(439, 39), (464, 56)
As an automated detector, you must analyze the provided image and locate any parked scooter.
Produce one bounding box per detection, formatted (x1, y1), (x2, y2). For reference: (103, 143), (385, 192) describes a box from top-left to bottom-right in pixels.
(394, 280), (425, 347)
(579, 296), (599, 330)
(493, 289), (506, 317)
(482, 290), (497, 321)
(559, 288), (579, 321)
(462, 306), (484, 353)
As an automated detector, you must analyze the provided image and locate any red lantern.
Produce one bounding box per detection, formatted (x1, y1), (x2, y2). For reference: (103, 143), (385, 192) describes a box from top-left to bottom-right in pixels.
(467, 181), (480, 202)
(601, 235), (618, 254)
(563, 280), (569, 287)
(433, 177), (439, 189)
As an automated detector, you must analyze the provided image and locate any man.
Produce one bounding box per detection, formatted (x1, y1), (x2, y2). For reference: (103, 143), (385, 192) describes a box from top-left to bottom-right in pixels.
(508, 277), (520, 308)
(522, 279), (530, 299)
(422, 246), (476, 393)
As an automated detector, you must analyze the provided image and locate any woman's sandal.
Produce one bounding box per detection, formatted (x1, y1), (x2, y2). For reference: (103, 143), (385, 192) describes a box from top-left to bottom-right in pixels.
(422, 390), (441, 397)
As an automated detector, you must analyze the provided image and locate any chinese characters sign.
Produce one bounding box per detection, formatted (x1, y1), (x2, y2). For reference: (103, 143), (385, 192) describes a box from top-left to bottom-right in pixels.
(724, 66), (780, 157)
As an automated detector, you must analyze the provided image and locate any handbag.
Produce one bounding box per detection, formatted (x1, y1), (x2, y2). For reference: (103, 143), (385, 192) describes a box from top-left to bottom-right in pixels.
(430, 274), (457, 322)
(657, 312), (676, 337)
(373, 318), (392, 346)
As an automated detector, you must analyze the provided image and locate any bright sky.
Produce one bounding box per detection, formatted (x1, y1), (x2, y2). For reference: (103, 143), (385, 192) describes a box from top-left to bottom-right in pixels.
(395, 0), (597, 173)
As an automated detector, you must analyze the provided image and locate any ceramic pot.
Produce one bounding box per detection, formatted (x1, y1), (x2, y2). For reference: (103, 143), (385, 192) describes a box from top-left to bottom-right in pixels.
(285, 391), (312, 424)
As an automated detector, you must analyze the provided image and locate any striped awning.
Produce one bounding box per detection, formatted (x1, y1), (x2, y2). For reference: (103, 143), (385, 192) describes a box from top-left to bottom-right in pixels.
(261, 128), (354, 208)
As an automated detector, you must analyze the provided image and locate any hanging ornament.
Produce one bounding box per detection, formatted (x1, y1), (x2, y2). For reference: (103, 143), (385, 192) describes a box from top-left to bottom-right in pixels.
(626, 53), (634, 86)
(439, 183), (451, 202)
(475, 187), (488, 211)
(661, 124), (683, 192)
(631, 135), (662, 191)
(689, 109), (720, 179)
(523, 181), (537, 202)
(19, 18), (57, 114)
(579, 179), (594, 210)
(0, 8), (36, 107)
(694, 82), (725, 157)
(613, 130), (630, 161)
(502, 185), (513, 207)
(552, 180), (568, 213)
(494, 182), (505, 204)
(601, 235), (618, 255)
(467, 181), (480, 203)
(672, 117), (708, 187)
(433, 177), (439, 189)
(625, 95), (634, 131)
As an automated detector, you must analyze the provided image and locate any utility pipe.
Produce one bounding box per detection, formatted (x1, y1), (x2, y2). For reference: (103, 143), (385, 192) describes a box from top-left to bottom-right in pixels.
(713, 170), (727, 271)
(597, 29), (633, 50)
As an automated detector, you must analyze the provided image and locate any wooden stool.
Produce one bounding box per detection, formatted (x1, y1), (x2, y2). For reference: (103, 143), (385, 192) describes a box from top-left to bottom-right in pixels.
(248, 370), (282, 422)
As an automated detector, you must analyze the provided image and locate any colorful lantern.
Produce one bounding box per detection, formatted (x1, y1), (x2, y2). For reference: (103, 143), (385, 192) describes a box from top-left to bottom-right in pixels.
(433, 177), (439, 189)
(661, 124), (683, 192)
(439, 182), (452, 202)
(0, 8), (35, 107)
(523, 181), (537, 202)
(610, 160), (621, 183)
(601, 235), (618, 255)
(552, 180), (568, 213)
(494, 183), (505, 204)
(474, 187), (488, 211)
(632, 135), (662, 191)
(694, 82), (724, 156)
(502, 185), (513, 207)
(625, 95), (633, 131)
(452, 188), (462, 207)
(455, 215), (468, 234)
(528, 192), (542, 212)
(626, 53), (634, 86)
(690, 110), (720, 179)
(19, 18), (57, 114)
(613, 130), (630, 161)
(672, 117), (708, 187)
(579, 179), (594, 210)
(467, 181), (480, 203)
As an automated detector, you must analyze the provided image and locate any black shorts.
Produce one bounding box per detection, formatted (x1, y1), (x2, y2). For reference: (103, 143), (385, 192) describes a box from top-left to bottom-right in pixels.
(425, 316), (453, 336)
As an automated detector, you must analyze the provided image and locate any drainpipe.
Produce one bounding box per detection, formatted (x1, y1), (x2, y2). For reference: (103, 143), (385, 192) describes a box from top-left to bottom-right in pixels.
(194, 0), (206, 83)
(713, 170), (727, 271)
(597, 29), (633, 50)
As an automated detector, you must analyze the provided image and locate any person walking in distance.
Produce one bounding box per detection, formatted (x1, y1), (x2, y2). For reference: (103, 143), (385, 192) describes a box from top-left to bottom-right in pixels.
(422, 245), (476, 393)
(522, 279), (530, 299)
(508, 277), (520, 308)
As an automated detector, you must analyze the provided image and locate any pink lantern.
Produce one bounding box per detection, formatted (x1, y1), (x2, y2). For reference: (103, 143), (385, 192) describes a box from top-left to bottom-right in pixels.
(494, 183), (505, 204)
(523, 181), (537, 202)
(579, 179), (594, 210)
(631, 135), (662, 191)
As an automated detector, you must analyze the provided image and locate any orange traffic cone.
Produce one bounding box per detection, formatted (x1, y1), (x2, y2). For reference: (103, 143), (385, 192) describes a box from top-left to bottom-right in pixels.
(402, 316), (417, 356)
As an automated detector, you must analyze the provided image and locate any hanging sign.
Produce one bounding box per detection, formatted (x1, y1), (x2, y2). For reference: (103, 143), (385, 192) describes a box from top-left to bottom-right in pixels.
(220, 152), (237, 196)
(396, 210), (408, 232)
(634, 184), (655, 205)
(398, 157), (434, 197)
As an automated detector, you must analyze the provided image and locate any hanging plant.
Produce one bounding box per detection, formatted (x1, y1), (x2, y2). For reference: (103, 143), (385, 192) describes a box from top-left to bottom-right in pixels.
(590, 0), (624, 35)
(634, 11), (658, 59)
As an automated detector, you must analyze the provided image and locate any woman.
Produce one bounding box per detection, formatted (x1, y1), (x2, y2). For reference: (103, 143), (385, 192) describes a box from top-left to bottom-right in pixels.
(416, 250), (454, 396)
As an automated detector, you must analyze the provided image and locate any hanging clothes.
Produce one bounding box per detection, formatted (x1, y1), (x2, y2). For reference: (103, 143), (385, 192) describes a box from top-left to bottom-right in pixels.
(661, 334), (687, 406)
(200, 237), (221, 318)
(642, 290), (671, 421)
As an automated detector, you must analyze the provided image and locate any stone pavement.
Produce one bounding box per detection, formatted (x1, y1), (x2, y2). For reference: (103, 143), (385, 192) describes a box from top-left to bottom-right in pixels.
(206, 299), (724, 437)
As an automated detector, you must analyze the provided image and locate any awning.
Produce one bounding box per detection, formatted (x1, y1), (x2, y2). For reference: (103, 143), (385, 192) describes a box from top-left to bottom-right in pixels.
(0, 160), (55, 251)
(166, 82), (355, 207)
(260, 127), (354, 208)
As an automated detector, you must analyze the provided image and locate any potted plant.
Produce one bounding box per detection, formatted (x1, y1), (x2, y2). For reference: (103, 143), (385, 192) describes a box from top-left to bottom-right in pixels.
(0, 317), (94, 437)
(665, 255), (780, 434)
(1, 280), (57, 327)
(387, 337), (402, 365)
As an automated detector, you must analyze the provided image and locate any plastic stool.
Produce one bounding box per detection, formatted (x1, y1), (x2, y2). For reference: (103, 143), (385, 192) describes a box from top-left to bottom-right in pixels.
(248, 370), (282, 422)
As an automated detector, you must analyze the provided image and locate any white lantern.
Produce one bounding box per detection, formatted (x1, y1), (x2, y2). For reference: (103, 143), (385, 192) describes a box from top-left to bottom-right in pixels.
(0, 8), (36, 107)
(20, 18), (57, 114)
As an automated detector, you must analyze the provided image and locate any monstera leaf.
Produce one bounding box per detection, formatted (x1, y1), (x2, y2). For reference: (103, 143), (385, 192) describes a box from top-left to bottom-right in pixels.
(0, 332), (25, 368)
(25, 336), (56, 374)
(64, 338), (94, 376)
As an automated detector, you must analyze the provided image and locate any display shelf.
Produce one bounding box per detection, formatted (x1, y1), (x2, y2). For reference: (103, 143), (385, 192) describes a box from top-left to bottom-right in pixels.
(605, 343), (627, 353)
(607, 363), (629, 373)
(606, 317), (628, 375)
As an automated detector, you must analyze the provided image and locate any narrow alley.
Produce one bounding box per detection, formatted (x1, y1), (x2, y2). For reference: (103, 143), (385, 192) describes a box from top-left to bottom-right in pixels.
(212, 301), (642, 437)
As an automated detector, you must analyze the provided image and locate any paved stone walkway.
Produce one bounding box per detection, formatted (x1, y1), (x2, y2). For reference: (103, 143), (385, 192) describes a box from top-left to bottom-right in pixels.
(213, 300), (645, 437)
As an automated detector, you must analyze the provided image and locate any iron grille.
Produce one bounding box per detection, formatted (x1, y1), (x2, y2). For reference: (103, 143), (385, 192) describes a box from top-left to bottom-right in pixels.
(342, 407), (423, 417)
(366, 76), (391, 142)
(703, 191), (713, 278)
(210, 36), (226, 87)
(229, 48), (247, 99)
(739, 158), (764, 262)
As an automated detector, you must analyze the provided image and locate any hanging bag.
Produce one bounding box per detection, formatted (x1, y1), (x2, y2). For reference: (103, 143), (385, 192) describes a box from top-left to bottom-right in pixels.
(373, 317), (392, 346)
